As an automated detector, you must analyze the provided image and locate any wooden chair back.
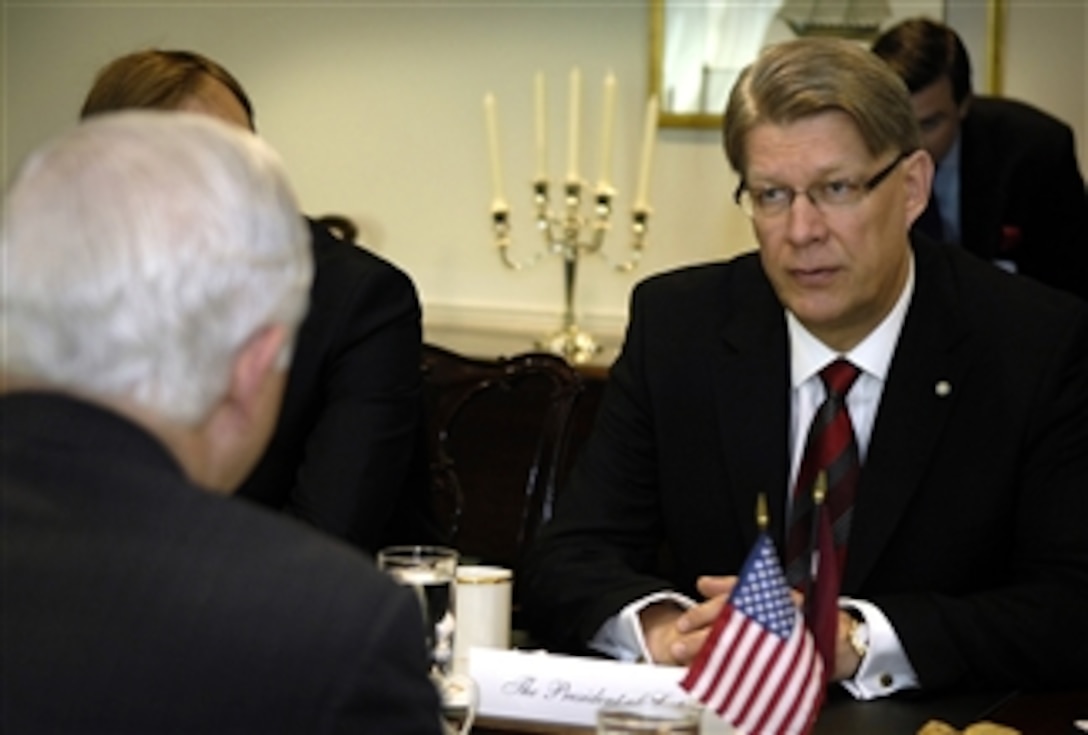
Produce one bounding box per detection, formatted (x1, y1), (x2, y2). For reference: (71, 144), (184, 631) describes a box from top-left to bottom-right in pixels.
(420, 343), (585, 576)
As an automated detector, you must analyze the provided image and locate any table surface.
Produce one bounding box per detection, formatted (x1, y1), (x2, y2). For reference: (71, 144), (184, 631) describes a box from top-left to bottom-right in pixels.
(472, 687), (1088, 734)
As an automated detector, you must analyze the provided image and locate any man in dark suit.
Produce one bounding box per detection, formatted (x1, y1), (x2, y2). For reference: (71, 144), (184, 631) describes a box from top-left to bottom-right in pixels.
(1, 111), (441, 732)
(79, 49), (436, 554)
(873, 17), (1088, 301)
(241, 217), (433, 552)
(522, 37), (1088, 699)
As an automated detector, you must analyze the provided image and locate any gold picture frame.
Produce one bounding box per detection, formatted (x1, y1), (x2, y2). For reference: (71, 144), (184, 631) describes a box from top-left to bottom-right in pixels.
(649, 0), (1004, 130)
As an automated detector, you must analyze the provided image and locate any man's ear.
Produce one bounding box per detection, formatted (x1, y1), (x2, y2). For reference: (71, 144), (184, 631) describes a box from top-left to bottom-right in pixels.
(903, 148), (935, 229)
(192, 324), (289, 494)
(958, 92), (973, 121)
(227, 324), (289, 418)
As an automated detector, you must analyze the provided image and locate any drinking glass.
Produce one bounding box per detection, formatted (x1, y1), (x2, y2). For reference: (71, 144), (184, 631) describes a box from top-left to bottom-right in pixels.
(377, 545), (459, 677)
(597, 701), (703, 734)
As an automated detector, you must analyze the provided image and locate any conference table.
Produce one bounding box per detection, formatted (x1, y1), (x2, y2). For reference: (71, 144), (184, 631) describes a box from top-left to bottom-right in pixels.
(472, 686), (1088, 734)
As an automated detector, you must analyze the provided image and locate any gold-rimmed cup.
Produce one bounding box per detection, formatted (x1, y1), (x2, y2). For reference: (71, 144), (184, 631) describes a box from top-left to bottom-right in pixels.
(452, 564), (512, 676)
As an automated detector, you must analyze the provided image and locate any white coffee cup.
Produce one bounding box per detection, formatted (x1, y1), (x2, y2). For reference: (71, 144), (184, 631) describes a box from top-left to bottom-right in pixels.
(452, 565), (512, 675)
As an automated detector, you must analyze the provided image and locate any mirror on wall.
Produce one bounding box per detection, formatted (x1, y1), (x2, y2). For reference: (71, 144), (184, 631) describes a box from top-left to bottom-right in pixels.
(650, 0), (949, 129)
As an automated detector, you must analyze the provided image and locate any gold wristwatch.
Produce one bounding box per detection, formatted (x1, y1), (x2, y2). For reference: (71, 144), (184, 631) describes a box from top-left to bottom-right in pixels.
(847, 615), (869, 659)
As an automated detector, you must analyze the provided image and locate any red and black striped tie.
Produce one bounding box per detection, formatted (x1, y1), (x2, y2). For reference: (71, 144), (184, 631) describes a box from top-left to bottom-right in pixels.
(785, 358), (861, 588)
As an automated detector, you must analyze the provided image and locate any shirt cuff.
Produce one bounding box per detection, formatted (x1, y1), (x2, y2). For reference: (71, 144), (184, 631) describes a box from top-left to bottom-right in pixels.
(588, 591), (696, 662)
(839, 597), (920, 700)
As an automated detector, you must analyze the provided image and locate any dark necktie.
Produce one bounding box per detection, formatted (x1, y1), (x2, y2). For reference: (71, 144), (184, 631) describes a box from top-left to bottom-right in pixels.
(785, 359), (861, 588)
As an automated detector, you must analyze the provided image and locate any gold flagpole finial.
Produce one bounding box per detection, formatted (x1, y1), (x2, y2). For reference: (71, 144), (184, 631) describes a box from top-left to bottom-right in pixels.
(756, 492), (769, 532)
(813, 471), (828, 506)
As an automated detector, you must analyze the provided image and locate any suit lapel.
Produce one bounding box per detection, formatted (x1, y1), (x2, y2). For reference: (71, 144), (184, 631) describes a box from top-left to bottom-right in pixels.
(710, 263), (792, 553)
(843, 239), (974, 590)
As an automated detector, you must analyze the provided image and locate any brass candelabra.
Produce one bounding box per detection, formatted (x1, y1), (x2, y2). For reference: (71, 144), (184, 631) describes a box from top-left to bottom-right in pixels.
(490, 179), (649, 364)
(484, 68), (657, 364)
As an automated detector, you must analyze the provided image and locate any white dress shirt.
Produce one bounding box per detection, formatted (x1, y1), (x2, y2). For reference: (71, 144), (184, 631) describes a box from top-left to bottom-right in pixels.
(590, 256), (920, 700)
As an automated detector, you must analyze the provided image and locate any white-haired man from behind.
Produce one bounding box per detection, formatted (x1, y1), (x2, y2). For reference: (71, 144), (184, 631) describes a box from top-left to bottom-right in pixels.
(0, 111), (442, 734)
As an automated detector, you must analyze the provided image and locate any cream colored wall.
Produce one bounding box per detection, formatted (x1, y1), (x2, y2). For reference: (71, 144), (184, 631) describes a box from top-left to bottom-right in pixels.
(1001, 0), (1088, 172)
(3, 1), (1085, 344)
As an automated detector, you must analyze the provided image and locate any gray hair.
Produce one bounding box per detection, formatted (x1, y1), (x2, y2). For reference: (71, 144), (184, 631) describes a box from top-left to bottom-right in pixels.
(1, 110), (312, 425)
(723, 37), (921, 175)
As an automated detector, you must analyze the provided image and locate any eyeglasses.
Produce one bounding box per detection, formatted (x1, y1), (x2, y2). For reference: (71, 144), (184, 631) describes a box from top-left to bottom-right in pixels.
(734, 151), (912, 219)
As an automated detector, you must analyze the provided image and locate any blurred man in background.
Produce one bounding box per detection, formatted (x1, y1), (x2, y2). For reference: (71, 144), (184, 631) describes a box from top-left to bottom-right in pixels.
(80, 49), (438, 552)
(873, 17), (1088, 301)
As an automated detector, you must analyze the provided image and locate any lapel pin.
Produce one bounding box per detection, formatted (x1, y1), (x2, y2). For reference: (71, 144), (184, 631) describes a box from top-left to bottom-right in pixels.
(935, 380), (952, 397)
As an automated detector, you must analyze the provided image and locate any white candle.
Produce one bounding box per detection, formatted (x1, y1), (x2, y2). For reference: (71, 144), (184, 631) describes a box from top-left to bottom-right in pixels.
(634, 95), (658, 210)
(534, 72), (547, 180)
(566, 66), (581, 181)
(483, 93), (506, 206)
(597, 71), (616, 189)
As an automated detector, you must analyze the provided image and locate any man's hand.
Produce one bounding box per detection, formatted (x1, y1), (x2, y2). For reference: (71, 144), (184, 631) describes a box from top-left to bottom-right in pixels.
(781, 597), (863, 682)
(641, 577), (863, 681)
(834, 609), (864, 681)
(640, 576), (737, 665)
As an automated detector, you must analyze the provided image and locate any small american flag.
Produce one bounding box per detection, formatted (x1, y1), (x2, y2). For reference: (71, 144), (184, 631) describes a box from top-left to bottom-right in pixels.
(680, 534), (824, 734)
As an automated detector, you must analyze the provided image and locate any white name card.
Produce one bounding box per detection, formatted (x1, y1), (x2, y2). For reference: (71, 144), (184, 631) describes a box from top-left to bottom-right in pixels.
(467, 648), (732, 733)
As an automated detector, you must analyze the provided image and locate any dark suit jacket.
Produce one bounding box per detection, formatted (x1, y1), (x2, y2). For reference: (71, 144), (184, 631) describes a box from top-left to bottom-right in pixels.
(1, 393), (442, 734)
(522, 236), (1088, 694)
(238, 219), (436, 555)
(955, 96), (1088, 301)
